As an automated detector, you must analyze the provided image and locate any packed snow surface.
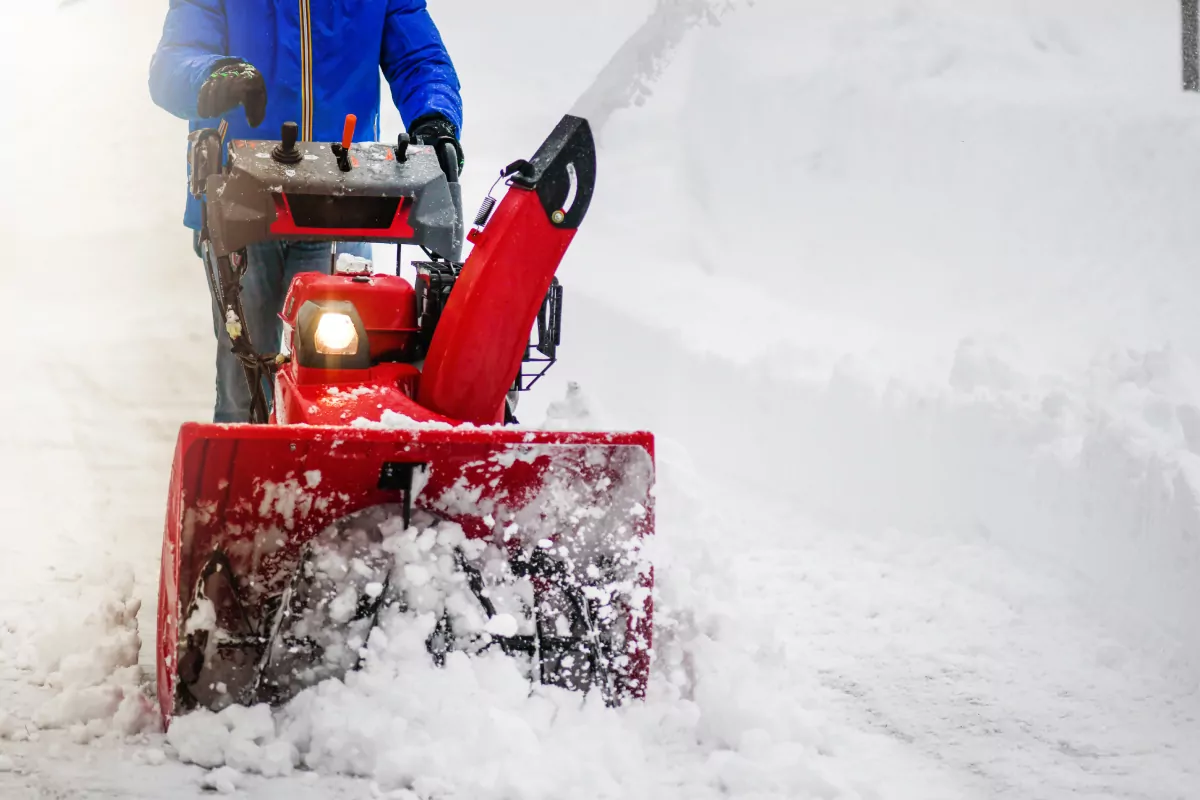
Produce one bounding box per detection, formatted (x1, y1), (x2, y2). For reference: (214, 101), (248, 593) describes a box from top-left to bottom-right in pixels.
(2, 0), (1199, 798)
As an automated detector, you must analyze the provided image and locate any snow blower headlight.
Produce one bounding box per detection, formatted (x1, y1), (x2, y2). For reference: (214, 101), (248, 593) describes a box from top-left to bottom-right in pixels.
(314, 312), (359, 356)
(295, 300), (371, 370)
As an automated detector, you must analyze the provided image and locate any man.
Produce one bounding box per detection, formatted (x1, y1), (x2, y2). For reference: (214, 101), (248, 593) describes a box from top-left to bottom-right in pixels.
(149, 0), (464, 423)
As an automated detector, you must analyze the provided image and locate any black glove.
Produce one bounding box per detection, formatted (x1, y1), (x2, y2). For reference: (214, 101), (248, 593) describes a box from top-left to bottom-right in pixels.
(409, 113), (464, 175)
(197, 60), (267, 128)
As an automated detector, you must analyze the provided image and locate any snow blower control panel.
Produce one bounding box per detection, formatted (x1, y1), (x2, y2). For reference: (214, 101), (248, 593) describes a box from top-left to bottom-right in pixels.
(191, 117), (464, 261)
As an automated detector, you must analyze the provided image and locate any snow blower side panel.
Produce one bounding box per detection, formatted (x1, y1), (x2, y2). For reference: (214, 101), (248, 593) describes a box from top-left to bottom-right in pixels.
(157, 423), (655, 724)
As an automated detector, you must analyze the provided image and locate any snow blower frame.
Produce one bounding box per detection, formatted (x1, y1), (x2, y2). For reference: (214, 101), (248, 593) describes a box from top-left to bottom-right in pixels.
(157, 114), (655, 727)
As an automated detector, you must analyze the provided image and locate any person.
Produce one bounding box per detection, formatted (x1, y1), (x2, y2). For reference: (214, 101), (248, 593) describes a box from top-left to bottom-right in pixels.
(148, 1), (464, 423)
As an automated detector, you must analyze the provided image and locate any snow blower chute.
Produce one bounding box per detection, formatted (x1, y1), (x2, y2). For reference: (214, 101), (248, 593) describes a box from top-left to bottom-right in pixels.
(156, 115), (655, 727)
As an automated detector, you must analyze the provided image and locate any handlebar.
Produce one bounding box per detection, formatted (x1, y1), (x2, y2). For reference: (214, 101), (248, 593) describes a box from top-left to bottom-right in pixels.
(437, 139), (460, 185)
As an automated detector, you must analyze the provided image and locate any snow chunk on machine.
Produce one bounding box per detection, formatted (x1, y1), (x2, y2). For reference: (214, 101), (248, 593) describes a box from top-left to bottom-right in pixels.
(156, 114), (655, 727)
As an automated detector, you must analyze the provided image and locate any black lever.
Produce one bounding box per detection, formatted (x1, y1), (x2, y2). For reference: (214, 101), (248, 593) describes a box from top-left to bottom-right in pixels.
(272, 122), (303, 164)
(333, 114), (356, 172)
(395, 132), (410, 163)
(332, 143), (352, 172)
(503, 159), (536, 187)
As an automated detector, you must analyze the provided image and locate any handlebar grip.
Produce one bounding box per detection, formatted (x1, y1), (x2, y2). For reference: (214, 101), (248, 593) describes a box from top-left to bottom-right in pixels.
(437, 140), (460, 184)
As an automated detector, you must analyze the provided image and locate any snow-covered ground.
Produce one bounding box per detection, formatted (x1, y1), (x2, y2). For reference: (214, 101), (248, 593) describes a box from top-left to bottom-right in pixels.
(1, 0), (1199, 797)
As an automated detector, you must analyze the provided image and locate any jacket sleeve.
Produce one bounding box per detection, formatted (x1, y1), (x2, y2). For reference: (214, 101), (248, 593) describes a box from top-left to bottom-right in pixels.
(380, 0), (464, 135)
(148, 0), (238, 121)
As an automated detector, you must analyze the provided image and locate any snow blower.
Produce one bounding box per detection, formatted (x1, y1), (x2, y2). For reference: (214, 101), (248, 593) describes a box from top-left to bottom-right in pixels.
(156, 114), (655, 727)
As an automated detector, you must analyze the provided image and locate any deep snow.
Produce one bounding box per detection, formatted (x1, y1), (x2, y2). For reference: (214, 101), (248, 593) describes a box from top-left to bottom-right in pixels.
(2, 0), (1199, 797)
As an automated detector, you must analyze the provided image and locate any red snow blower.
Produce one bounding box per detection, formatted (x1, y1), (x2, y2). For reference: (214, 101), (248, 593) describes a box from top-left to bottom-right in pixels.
(156, 114), (655, 727)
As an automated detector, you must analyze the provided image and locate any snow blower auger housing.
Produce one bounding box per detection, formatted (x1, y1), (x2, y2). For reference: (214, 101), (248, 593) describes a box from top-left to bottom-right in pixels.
(157, 115), (656, 727)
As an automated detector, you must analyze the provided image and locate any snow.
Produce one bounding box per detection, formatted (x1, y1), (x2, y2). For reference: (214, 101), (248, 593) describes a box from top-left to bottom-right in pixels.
(166, 704), (289, 775)
(0, 564), (157, 739)
(224, 309), (242, 340)
(200, 766), (244, 794)
(351, 410), (456, 430)
(540, 381), (602, 430)
(484, 614), (519, 637)
(184, 596), (216, 636)
(1, 0), (1199, 798)
(258, 476), (323, 528)
(334, 253), (373, 275)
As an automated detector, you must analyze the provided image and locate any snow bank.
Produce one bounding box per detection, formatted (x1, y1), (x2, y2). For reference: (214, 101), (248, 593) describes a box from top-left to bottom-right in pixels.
(564, 290), (1200, 681)
(552, 0), (1200, 679)
(0, 564), (157, 742)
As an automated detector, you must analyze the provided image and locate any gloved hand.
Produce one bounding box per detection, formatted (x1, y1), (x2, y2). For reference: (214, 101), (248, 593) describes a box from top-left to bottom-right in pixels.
(197, 61), (267, 128)
(409, 113), (464, 175)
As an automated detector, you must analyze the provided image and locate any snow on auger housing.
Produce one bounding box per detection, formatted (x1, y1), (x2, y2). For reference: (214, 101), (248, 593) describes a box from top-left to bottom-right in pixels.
(156, 114), (656, 728)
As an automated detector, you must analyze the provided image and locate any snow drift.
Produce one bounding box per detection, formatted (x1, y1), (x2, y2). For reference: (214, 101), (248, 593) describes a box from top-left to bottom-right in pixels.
(558, 0), (1200, 672)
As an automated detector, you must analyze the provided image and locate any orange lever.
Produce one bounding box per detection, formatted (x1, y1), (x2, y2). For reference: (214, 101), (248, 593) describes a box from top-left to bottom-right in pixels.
(341, 114), (357, 151)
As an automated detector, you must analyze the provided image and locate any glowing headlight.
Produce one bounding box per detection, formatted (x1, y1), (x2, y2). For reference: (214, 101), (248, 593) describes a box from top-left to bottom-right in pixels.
(314, 312), (359, 356)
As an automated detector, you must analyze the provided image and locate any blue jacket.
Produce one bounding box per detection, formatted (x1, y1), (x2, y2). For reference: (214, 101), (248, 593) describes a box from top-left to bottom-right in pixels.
(149, 0), (463, 230)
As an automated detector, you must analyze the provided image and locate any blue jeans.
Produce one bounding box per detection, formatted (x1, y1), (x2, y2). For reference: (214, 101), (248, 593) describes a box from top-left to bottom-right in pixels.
(195, 233), (373, 423)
